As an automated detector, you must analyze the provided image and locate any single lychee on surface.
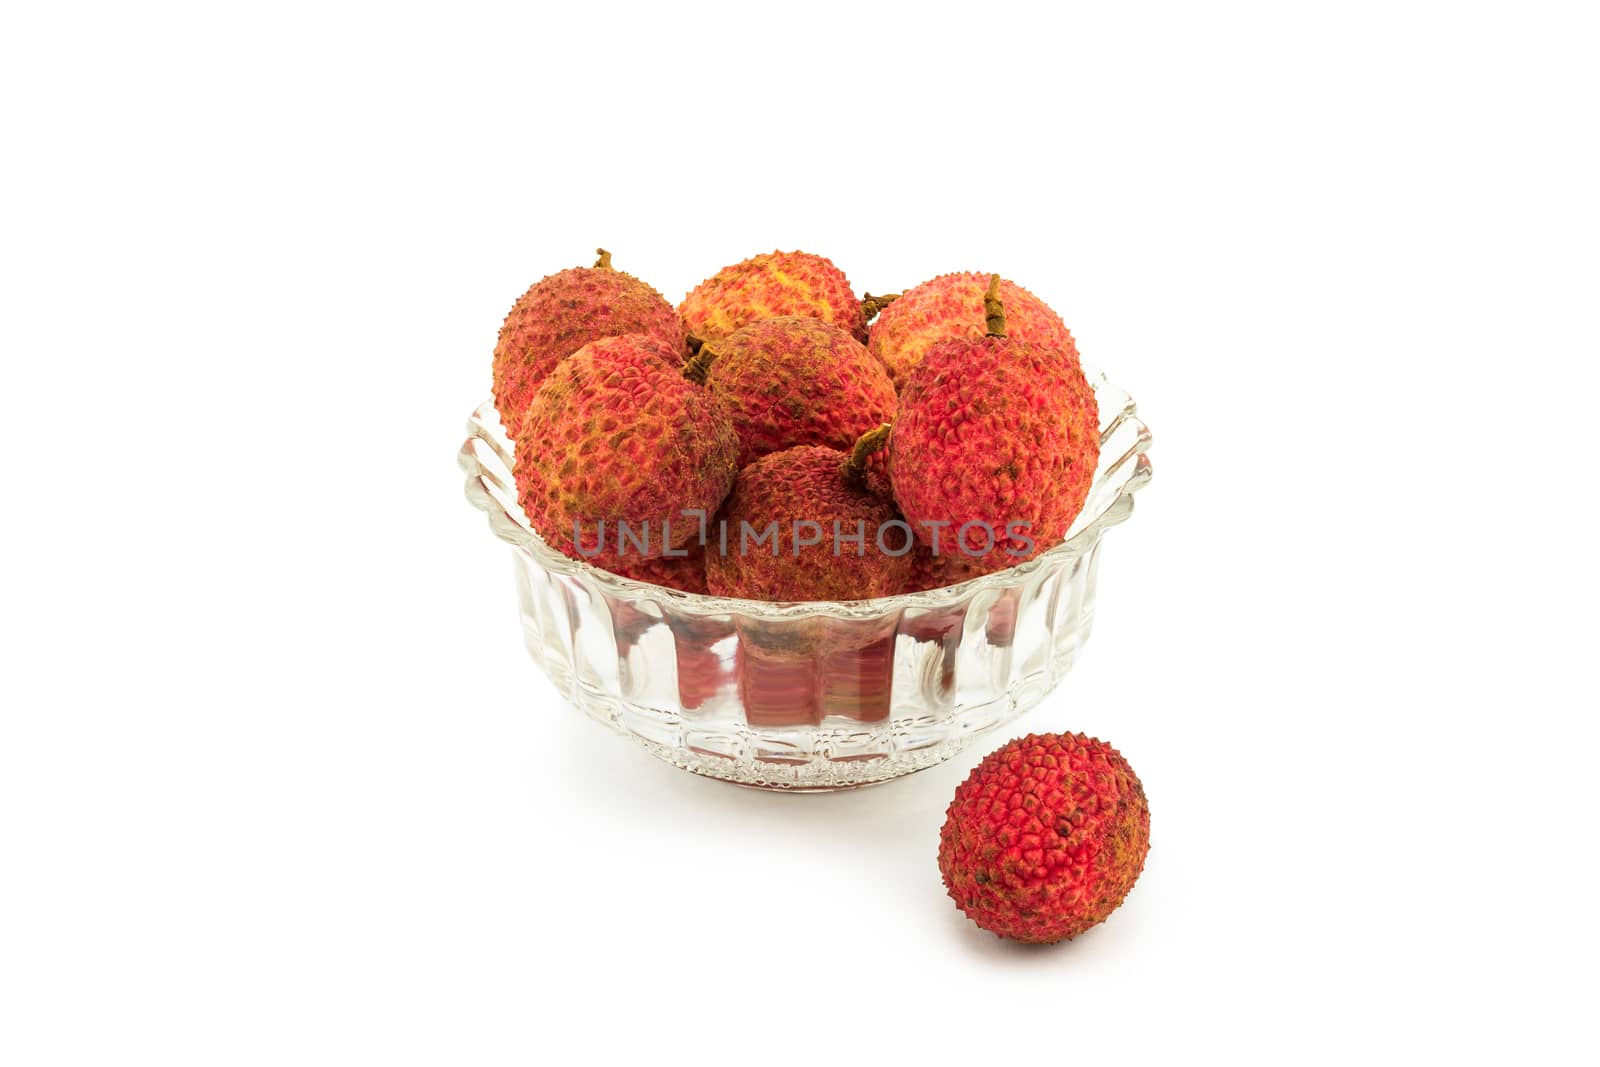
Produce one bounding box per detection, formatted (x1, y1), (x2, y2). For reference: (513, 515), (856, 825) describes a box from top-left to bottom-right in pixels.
(869, 271), (1076, 390)
(686, 315), (897, 469)
(493, 249), (685, 436)
(680, 250), (869, 344)
(513, 333), (737, 569)
(890, 275), (1099, 572)
(705, 431), (913, 602)
(939, 732), (1150, 944)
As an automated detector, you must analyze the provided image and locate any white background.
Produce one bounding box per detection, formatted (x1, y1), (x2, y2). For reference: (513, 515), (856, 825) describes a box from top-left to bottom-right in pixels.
(3, 2), (1596, 1063)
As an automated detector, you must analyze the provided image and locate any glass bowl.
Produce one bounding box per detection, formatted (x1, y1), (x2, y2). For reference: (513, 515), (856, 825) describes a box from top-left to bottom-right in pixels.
(458, 366), (1151, 791)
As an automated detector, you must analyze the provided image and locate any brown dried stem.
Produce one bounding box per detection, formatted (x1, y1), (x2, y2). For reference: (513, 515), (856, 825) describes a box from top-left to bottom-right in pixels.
(984, 273), (1006, 338)
(682, 341), (720, 385)
(862, 292), (900, 320)
(842, 423), (893, 489)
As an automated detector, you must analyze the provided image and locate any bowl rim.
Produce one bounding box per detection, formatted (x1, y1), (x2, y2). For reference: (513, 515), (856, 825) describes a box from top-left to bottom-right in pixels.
(459, 363), (1152, 620)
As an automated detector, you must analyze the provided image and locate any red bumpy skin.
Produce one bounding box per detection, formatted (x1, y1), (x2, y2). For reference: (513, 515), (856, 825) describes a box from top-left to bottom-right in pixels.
(869, 272), (1077, 390)
(598, 544), (709, 595)
(890, 334), (1099, 571)
(700, 316), (896, 469)
(705, 446), (913, 602)
(514, 334), (737, 568)
(900, 544), (990, 593)
(493, 259), (684, 436)
(679, 251), (867, 344)
(939, 733), (1151, 944)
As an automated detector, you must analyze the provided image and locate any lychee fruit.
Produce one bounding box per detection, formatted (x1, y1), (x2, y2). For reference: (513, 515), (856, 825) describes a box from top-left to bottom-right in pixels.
(685, 316), (897, 469)
(599, 543), (709, 595)
(597, 546), (708, 680)
(890, 275), (1099, 571)
(493, 249), (685, 436)
(514, 333), (737, 568)
(705, 434), (913, 602)
(734, 615), (899, 724)
(869, 271), (1076, 390)
(901, 544), (989, 593)
(680, 251), (869, 344)
(939, 732), (1151, 944)
(671, 618), (733, 711)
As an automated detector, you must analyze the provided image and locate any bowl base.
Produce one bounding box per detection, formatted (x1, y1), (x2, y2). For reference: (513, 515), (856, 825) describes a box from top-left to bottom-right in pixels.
(609, 684), (1050, 791)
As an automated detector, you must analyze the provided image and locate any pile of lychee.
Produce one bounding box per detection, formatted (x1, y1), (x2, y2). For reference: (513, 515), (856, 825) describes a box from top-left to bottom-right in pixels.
(491, 249), (1101, 602)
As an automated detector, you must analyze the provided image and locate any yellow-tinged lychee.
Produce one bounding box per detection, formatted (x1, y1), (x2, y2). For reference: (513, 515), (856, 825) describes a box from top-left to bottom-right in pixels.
(685, 316), (897, 469)
(514, 334), (737, 568)
(680, 251), (869, 344)
(493, 249), (684, 436)
(869, 271), (1076, 390)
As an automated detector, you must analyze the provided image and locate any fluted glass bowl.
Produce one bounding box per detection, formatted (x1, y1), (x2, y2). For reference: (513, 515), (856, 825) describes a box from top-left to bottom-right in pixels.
(459, 366), (1151, 790)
